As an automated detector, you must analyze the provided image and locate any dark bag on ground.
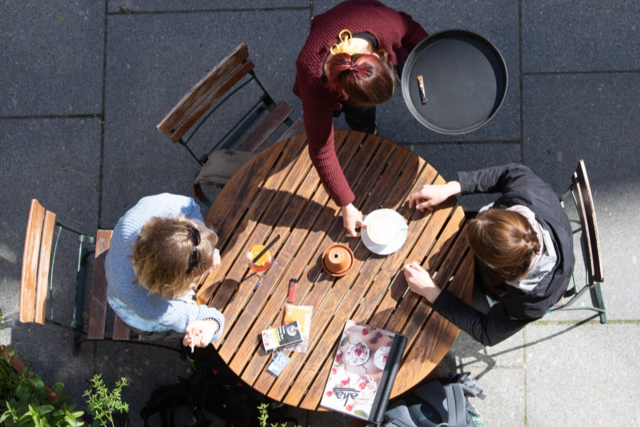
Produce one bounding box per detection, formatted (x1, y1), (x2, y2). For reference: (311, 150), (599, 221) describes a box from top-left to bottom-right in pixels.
(381, 373), (486, 427)
(140, 345), (297, 427)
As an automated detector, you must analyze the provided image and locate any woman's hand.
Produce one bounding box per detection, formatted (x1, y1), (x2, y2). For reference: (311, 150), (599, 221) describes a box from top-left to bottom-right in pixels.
(403, 261), (441, 303)
(212, 249), (221, 270)
(183, 319), (220, 350)
(342, 203), (366, 237)
(409, 181), (462, 211)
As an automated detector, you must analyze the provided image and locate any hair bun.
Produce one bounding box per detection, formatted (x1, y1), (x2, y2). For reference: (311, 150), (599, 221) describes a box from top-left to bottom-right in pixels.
(522, 229), (541, 254)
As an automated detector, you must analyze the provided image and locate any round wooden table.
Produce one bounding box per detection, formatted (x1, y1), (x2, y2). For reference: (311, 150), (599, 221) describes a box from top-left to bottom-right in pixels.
(197, 131), (474, 410)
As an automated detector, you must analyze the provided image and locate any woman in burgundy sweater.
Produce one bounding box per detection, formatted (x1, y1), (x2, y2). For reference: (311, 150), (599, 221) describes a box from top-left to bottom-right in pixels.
(294, 0), (428, 236)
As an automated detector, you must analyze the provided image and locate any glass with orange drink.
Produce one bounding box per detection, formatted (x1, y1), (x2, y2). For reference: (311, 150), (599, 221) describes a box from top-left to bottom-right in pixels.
(247, 244), (278, 276)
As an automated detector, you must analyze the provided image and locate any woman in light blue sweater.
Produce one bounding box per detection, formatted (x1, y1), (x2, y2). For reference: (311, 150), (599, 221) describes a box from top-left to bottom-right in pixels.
(105, 193), (224, 348)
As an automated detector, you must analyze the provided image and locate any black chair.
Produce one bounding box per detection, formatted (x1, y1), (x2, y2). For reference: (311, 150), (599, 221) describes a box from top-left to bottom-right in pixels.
(550, 160), (606, 323)
(156, 43), (304, 206)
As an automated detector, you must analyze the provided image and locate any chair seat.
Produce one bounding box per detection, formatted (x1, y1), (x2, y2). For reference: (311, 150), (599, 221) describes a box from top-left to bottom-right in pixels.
(195, 149), (256, 187)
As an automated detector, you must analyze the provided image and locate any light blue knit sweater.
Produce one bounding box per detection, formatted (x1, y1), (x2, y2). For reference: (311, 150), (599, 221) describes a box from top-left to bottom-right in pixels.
(105, 193), (224, 342)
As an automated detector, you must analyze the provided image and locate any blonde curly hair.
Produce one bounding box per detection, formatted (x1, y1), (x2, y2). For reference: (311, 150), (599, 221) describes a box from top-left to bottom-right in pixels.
(130, 215), (218, 299)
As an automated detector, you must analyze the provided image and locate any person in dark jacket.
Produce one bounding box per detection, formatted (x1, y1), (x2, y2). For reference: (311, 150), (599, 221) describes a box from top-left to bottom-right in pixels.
(403, 164), (574, 346)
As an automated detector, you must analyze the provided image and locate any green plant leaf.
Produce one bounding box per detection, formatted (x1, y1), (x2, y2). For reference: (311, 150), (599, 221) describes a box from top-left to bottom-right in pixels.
(15, 384), (30, 401)
(39, 405), (54, 415)
(27, 376), (45, 390)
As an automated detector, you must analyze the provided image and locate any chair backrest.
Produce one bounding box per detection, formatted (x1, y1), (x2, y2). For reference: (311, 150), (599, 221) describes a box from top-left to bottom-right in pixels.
(571, 160), (604, 284)
(156, 43), (255, 143)
(20, 200), (57, 325)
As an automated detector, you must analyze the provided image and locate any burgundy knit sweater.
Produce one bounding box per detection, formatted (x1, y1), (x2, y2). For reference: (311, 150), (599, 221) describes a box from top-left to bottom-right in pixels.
(293, 0), (428, 207)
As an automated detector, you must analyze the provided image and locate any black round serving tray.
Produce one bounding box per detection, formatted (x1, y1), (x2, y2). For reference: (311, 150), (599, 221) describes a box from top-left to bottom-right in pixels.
(401, 30), (508, 135)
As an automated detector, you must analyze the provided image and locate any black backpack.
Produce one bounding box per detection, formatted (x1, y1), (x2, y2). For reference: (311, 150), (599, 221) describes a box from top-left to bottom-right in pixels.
(382, 373), (485, 427)
(140, 345), (297, 427)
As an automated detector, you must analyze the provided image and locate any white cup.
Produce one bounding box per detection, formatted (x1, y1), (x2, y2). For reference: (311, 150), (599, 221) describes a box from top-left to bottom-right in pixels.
(367, 213), (399, 246)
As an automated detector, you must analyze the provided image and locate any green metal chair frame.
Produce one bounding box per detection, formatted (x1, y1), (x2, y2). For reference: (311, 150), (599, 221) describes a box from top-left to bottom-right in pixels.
(550, 160), (606, 323)
(20, 200), (180, 355)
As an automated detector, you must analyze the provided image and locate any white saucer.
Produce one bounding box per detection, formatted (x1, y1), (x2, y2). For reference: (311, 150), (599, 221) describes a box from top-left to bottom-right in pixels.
(361, 209), (408, 255)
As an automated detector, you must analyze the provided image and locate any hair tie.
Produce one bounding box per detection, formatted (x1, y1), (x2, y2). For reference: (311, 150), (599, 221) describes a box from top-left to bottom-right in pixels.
(330, 29), (358, 55)
(349, 62), (359, 73)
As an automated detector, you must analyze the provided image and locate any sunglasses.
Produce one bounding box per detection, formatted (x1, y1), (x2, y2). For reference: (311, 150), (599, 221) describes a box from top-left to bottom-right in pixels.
(186, 226), (201, 273)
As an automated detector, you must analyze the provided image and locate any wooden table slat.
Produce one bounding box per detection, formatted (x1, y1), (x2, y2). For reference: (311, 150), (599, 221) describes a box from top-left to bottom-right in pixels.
(200, 131), (353, 306)
(385, 205), (466, 333)
(349, 185), (450, 333)
(198, 134), (310, 305)
(205, 136), (294, 249)
(392, 251), (475, 394)
(209, 136), (318, 329)
(367, 190), (453, 328)
(222, 135), (388, 362)
(207, 131), (355, 338)
(249, 144), (421, 395)
(203, 132), (475, 410)
(217, 145), (330, 355)
(401, 218), (469, 346)
(237, 134), (387, 382)
(277, 158), (438, 407)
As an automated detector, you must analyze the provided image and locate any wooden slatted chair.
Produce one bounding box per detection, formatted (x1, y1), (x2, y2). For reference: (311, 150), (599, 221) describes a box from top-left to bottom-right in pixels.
(156, 43), (304, 207)
(550, 160), (606, 323)
(19, 200), (180, 355)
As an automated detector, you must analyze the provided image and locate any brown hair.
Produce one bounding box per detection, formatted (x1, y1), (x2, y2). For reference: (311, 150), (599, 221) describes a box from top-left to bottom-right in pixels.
(130, 215), (218, 299)
(466, 209), (541, 283)
(325, 52), (395, 108)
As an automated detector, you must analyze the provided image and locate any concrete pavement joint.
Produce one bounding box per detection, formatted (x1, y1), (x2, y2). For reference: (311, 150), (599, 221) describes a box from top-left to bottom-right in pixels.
(535, 319), (640, 326)
(98, 0), (109, 230)
(107, 7), (311, 16)
(462, 315), (600, 367)
(523, 325), (528, 426)
(518, 0), (524, 164)
(397, 140), (521, 146)
(0, 114), (103, 120)
(523, 70), (640, 76)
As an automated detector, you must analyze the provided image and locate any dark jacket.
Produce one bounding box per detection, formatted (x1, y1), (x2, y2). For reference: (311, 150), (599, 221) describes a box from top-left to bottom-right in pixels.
(432, 164), (574, 346)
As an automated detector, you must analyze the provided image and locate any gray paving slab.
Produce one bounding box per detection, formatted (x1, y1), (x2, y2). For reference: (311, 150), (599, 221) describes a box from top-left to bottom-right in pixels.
(0, 117), (101, 401)
(108, 0), (309, 13)
(526, 323), (640, 426)
(409, 143), (521, 211)
(522, 0), (640, 73)
(0, 118), (101, 319)
(447, 329), (525, 372)
(466, 367), (525, 427)
(0, 1), (105, 116)
(523, 73), (640, 321)
(101, 10), (308, 227)
(385, 358), (525, 427)
(315, 0), (521, 144)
